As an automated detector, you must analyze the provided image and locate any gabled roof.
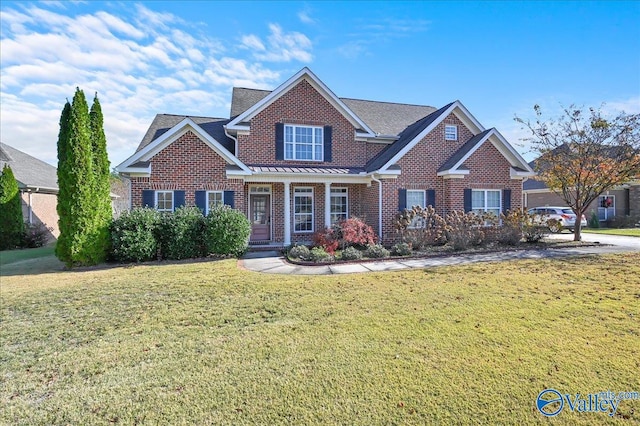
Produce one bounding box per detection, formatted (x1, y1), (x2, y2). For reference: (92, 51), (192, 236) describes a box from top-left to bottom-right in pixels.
(136, 114), (234, 154)
(0, 142), (58, 191)
(230, 87), (437, 137)
(437, 128), (535, 177)
(226, 67), (376, 136)
(437, 129), (493, 172)
(365, 102), (456, 172)
(117, 118), (251, 174)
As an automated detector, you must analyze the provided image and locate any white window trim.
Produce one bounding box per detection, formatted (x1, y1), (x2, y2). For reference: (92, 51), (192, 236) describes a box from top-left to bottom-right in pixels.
(284, 124), (324, 162)
(406, 189), (427, 228)
(206, 191), (223, 215)
(445, 125), (458, 141)
(294, 187), (314, 233)
(155, 190), (174, 212)
(330, 187), (349, 225)
(471, 189), (502, 215)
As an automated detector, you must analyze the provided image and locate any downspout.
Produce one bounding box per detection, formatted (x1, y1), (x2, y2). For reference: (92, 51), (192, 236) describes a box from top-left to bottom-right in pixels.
(370, 174), (383, 242)
(224, 126), (239, 157)
(28, 190), (33, 223)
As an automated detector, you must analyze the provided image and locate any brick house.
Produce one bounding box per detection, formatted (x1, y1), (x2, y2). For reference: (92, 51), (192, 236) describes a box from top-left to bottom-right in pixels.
(117, 68), (534, 247)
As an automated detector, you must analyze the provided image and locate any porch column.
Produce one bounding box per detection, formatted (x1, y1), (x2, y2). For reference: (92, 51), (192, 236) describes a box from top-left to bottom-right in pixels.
(324, 182), (332, 229)
(284, 181), (291, 246)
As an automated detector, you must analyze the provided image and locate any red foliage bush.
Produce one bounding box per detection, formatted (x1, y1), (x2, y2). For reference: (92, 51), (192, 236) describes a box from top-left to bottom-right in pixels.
(314, 217), (377, 253)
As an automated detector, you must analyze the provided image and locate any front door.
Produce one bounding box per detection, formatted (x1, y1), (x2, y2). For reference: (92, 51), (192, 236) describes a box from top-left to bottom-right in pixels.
(250, 194), (271, 241)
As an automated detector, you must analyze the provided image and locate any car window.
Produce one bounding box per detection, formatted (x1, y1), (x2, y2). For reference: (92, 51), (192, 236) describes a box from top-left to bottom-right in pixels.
(561, 209), (574, 214)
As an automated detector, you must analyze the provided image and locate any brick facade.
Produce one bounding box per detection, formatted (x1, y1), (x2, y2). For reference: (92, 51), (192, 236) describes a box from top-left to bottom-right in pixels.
(126, 73), (530, 247)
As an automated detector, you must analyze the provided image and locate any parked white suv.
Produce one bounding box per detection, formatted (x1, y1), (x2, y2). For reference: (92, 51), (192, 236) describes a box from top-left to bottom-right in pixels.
(527, 207), (588, 233)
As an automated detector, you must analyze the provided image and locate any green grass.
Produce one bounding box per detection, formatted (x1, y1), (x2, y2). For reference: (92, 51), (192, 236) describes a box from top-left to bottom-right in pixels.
(0, 244), (55, 267)
(583, 228), (640, 237)
(2, 254), (639, 424)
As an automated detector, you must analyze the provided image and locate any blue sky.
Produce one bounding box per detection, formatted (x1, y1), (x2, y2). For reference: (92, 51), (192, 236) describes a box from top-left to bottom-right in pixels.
(1, 1), (638, 167)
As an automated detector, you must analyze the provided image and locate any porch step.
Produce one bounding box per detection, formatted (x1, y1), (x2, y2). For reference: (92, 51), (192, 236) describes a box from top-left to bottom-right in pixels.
(248, 243), (284, 252)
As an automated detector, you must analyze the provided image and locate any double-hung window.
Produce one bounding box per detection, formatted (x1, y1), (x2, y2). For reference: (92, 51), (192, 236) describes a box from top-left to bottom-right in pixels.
(206, 191), (223, 214)
(445, 125), (458, 141)
(471, 190), (501, 217)
(294, 187), (314, 232)
(406, 190), (426, 228)
(330, 187), (348, 225)
(156, 191), (174, 212)
(285, 125), (323, 161)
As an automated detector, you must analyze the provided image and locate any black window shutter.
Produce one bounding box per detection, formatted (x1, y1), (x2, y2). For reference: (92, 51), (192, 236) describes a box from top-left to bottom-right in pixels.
(195, 191), (206, 214)
(223, 190), (235, 209)
(502, 189), (511, 213)
(174, 191), (185, 210)
(142, 190), (155, 208)
(275, 123), (284, 160)
(463, 189), (472, 212)
(398, 188), (407, 211)
(426, 189), (436, 209)
(323, 126), (332, 162)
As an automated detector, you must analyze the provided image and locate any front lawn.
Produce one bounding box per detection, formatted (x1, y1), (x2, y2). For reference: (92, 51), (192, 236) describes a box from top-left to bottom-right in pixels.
(583, 228), (640, 237)
(2, 254), (639, 424)
(0, 244), (55, 267)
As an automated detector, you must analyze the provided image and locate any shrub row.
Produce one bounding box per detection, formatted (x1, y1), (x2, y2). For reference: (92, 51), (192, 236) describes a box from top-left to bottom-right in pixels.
(395, 206), (550, 251)
(110, 206), (250, 262)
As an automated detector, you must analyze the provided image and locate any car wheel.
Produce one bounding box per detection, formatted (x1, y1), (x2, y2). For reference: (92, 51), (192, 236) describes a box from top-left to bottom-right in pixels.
(548, 224), (561, 233)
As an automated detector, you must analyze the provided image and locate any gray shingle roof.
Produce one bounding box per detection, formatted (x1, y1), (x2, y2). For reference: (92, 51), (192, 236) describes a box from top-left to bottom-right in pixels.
(230, 87), (437, 137)
(0, 143), (58, 191)
(523, 178), (549, 190)
(365, 102), (455, 172)
(136, 114), (234, 154)
(438, 129), (493, 172)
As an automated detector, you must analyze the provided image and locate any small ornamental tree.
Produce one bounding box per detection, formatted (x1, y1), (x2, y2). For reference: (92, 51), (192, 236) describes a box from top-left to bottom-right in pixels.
(0, 165), (24, 250)
(516, 105), (640, 241)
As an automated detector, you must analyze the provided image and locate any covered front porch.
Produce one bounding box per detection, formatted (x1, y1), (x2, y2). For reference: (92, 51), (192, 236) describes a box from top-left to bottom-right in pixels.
(233, 167), (380, 247)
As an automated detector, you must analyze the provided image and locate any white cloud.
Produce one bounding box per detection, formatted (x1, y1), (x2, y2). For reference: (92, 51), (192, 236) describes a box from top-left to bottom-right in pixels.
(0, 3), (301, 167)
(298, 9), (315, 24)
(243, 23), (313, 63)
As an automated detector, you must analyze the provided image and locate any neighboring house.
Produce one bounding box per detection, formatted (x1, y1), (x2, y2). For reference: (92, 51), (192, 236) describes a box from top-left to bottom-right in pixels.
(0, 142), (59, 240)
(117, 67), (534, 247)
(524, 176), (640, 223)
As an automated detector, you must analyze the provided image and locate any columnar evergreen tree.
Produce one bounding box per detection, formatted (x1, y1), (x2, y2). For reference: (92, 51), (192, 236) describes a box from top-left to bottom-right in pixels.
(0, 164), (24, 250)
(55, 101), (72, 260)
(56, 88), (96, 266)
(89, 94), (112, 261)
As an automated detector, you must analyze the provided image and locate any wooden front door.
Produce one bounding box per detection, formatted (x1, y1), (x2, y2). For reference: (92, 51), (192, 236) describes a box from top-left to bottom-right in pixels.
(250, 194), (271, 241)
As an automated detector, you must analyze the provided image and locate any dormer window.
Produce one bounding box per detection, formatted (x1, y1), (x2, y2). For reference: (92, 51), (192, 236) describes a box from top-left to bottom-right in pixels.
(445, 125), (458, 141)
(285, 124), (324, 161)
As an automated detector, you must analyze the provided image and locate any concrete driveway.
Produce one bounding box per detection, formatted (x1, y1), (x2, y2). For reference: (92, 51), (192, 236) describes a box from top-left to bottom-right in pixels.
(548, 231), (640, 250)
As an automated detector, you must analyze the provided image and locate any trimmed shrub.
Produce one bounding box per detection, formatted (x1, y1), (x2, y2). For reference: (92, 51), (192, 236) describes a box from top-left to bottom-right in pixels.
(444, 211), (485, 250)
(206, 205), (251, 257)
(157, 206), (207, 260)
(395, 205), (446, 249)
(288, 244), (310, 260)
(364, 244), (390, 259)
(340, 246), (363, 261)
(309, 246), (332, 262)
(589, 211), (600, 229)
(391, 242), (412, 256)
(110, 208), (160, 262)
(22, 222), (53, 248)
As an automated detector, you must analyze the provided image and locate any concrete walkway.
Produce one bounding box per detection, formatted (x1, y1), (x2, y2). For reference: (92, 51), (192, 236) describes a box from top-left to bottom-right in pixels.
(240, 240), (636, 275)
